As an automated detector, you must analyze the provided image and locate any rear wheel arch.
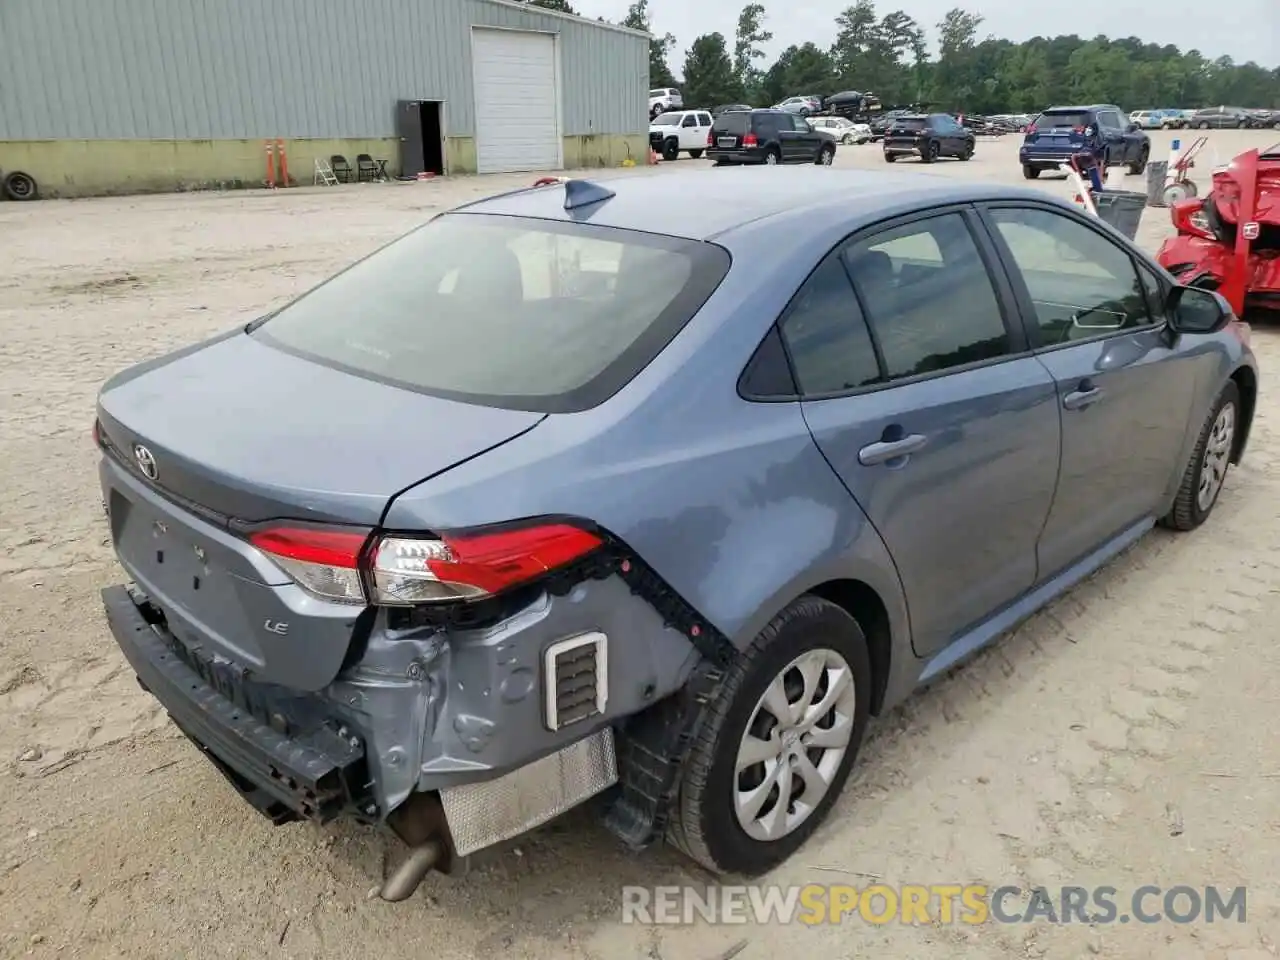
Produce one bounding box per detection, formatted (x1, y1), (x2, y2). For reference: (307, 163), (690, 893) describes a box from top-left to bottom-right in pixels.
(789, 578), (892, 716)
(1230, 365), (1257, 463)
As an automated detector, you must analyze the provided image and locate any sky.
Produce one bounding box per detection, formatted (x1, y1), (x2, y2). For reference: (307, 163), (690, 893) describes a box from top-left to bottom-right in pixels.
(571, 0), (1280, 73)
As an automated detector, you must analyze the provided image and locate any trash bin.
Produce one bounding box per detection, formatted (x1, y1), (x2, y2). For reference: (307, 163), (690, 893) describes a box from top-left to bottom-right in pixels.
(1093, 189), (1147, 241)
(1145, 161), (1169, 206)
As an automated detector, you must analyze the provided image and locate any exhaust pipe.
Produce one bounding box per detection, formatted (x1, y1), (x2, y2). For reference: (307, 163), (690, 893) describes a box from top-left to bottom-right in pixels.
(379, 839), (444, 902)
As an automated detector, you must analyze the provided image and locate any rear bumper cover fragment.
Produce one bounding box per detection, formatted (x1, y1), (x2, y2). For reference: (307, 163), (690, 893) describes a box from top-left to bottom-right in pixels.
(102, 584), (374, 824)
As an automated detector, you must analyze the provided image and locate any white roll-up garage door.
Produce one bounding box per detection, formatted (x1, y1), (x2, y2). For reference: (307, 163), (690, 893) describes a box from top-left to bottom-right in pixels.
(471, 28), (561, 174)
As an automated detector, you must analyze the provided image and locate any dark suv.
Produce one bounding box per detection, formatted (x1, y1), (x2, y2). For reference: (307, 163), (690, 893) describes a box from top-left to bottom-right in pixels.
(706, 109), (838, 166)
(1189, 106), (1260, 129)
(882, 113), (976, 163)
(1019, 104), (1150, 180)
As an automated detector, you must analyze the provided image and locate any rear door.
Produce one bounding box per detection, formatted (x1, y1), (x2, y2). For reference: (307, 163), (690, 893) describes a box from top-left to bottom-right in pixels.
(977, 201), (1202, 578)
(774, 112), (807, 161)
(679, 112), (700, 150)
(787, 207), (1062, 658)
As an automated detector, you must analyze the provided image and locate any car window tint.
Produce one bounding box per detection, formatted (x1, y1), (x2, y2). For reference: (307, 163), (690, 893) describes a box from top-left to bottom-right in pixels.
(1137, 261), (1166, 317)
(843, 213), (1009, 380)
(253, 214), (729, 413)
(988, 207), (1153, 345)
(681, 115), (696, 127)
(698, 113), (712, 126)
(778, 257), (881, 395)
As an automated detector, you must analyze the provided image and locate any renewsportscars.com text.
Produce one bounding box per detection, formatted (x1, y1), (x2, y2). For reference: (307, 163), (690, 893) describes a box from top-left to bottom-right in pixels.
(621, 884), (1247, 926)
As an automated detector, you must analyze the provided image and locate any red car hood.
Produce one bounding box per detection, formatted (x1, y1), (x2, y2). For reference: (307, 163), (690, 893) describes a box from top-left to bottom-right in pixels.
(1209, 144), (1280, 225)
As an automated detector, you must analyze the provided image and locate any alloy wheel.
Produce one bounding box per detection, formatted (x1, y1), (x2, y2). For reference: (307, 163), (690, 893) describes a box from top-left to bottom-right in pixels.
(733, 648), (857, 842)
(765, 151), (778, 165)
(1197, 401), (1236, 511)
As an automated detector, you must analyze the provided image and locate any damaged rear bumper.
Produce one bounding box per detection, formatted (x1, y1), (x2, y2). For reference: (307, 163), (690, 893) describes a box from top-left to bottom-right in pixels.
(102, 562), (719, 862)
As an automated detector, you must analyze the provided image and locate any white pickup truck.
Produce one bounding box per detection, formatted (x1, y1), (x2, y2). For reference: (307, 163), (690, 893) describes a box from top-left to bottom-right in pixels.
(649, 110), (714, 161)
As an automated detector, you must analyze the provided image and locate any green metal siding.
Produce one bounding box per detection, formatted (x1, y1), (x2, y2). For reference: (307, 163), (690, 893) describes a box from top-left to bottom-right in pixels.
(0, 0), (648, 140)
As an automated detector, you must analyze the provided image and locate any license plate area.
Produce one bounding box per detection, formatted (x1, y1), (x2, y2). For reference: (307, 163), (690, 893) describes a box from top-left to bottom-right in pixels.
(717, 137), (738, 148)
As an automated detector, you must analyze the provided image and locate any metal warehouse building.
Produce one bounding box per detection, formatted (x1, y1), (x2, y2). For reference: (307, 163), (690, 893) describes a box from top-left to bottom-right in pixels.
(0, 0), (650, 197)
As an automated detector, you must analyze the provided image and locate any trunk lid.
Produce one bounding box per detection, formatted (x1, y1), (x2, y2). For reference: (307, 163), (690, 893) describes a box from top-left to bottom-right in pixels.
(98, 331), (543, 690)
(97, 330), (544, 527)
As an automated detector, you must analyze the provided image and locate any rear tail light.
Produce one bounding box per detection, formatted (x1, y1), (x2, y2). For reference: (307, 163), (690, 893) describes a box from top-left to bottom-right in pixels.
(707, 129), (714, 146)
(1170, 199), (1214, 240)
(742, 133), (759, 147)
(249, 526), (371, 604)
(92, 418), (102, 448)
(248, 521), (603, 606)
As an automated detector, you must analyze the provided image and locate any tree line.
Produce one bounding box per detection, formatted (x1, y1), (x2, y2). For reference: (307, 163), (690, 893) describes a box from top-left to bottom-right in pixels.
(519, 0), (1279, 114)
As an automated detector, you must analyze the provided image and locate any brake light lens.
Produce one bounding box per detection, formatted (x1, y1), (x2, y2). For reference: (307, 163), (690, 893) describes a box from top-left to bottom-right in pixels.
(372, 524), (603, 605)
(248, 522), (604, 606)
(249, 526), (371, 604)
(707, 129), (714, 146)
(742, 133), (759, 147)
(92, 418), (102, 448)
(1170, 199), (1214, 240)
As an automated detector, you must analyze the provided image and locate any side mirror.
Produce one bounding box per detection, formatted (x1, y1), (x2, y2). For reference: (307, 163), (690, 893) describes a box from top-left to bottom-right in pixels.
(1126, 122), (1141, 133)
(1167, 285), (1232, 335)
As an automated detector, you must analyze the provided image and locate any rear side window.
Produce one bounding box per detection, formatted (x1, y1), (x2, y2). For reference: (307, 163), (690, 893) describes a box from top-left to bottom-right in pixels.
(253, 213), (731, 413)
(778, 258), (881, 395)
(843, 213), (1009, 380)
(698, 112), (712, 126)
(1040, 110), (1092, 129)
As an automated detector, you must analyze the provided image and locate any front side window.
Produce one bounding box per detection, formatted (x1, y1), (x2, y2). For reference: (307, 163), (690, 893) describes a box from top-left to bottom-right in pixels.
(987, 206), (1153, 346)
(652, 113), (681, 126)
(842, 213), (1010, 380)
(253, 214), (730, 413)
(778, 257), (881, 395)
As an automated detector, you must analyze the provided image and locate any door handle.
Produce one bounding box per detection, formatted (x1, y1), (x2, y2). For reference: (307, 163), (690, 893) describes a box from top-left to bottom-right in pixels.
(1063, 386), (1102, 410)
(858, 433), (927, 466)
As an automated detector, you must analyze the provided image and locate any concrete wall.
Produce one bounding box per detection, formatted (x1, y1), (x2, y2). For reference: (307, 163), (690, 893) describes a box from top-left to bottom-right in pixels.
(0, 0), (649, 196)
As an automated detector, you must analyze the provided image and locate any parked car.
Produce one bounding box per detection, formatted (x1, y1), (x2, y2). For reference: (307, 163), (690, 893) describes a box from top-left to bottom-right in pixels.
(1158, 140), (1280, 316)
(1129, 110), (1165, 130)
(774, 95), (822, 117)
(869, 108), (912, 141)
(712, 103), (753, 117)
(882, 113), (976, 163)
(1247, 109), (1280, 129)
(649, 87), (683, 119)
(93, 166), (1257, 897)
(1155, 108), (1188, 128)
(823, 89), (884, 122)
(1019, 104), (1150, 180)
(650, 110), (713, 161)
(707, 109), (838, 166)
(810, 116), (872, 144)
(1188, 106), (1255, 129)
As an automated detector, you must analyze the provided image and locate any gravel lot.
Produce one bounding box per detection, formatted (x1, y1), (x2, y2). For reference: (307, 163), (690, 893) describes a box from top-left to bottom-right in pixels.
(2, 129), (1278, 959)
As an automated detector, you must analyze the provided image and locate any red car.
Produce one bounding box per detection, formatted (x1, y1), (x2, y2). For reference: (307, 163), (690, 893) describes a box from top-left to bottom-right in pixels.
(1157, 143), (1280, 317)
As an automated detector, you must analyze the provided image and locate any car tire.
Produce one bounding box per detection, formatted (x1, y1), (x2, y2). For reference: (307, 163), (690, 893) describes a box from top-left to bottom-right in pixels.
(842, 134), (853, 145)
(662, 138), (680, 162)
(961, 143), (974, 161)
(1237, 119), (1246, 129)
(764, 147), (780, 165)
(1022, 164), (1040, 180)
(815, 146), (835, 166)
(1197, 121), (1210, 129)
(883, 151), (896, 163)
(1127, 147), (1149, 176)
(689, 149), (704, 159)
(1, 170), (38, 201)
(1160, 380), (1240, 532)
(921, 140), (939, 164)
(666, 595), (872, 876)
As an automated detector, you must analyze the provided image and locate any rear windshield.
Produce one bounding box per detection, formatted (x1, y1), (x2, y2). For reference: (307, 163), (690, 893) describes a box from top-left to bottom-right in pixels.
(714, 113), (751, 133)
(1039, 110), (1092, 128)
(893, 118), (927, 130)
(252, 213), (731, 413)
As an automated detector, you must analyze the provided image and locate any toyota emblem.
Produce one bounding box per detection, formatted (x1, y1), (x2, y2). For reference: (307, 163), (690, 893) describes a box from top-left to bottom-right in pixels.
(133, 444), (158, 481)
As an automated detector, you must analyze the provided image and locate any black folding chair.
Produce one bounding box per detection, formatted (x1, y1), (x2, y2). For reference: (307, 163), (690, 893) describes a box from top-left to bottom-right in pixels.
(330, 154), (353, 183)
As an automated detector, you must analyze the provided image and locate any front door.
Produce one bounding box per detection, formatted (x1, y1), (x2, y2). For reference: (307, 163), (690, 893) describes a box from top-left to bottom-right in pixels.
(397, 100), (426, 177)
(978, 202), (1201, 578)
(782, 208), (1062, 658)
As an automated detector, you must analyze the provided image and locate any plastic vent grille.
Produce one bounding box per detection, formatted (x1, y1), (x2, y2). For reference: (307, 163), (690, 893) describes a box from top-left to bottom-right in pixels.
(544, 632), (607, 731)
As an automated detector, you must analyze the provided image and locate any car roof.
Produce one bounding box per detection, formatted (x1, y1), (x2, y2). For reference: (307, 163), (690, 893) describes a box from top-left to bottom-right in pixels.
(450, 167), (1050, 243)
(1044, 104), (1115, 113)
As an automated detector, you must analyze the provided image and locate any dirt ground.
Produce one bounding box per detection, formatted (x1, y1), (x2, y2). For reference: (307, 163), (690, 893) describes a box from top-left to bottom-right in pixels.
(2, 130), (1278, 959)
